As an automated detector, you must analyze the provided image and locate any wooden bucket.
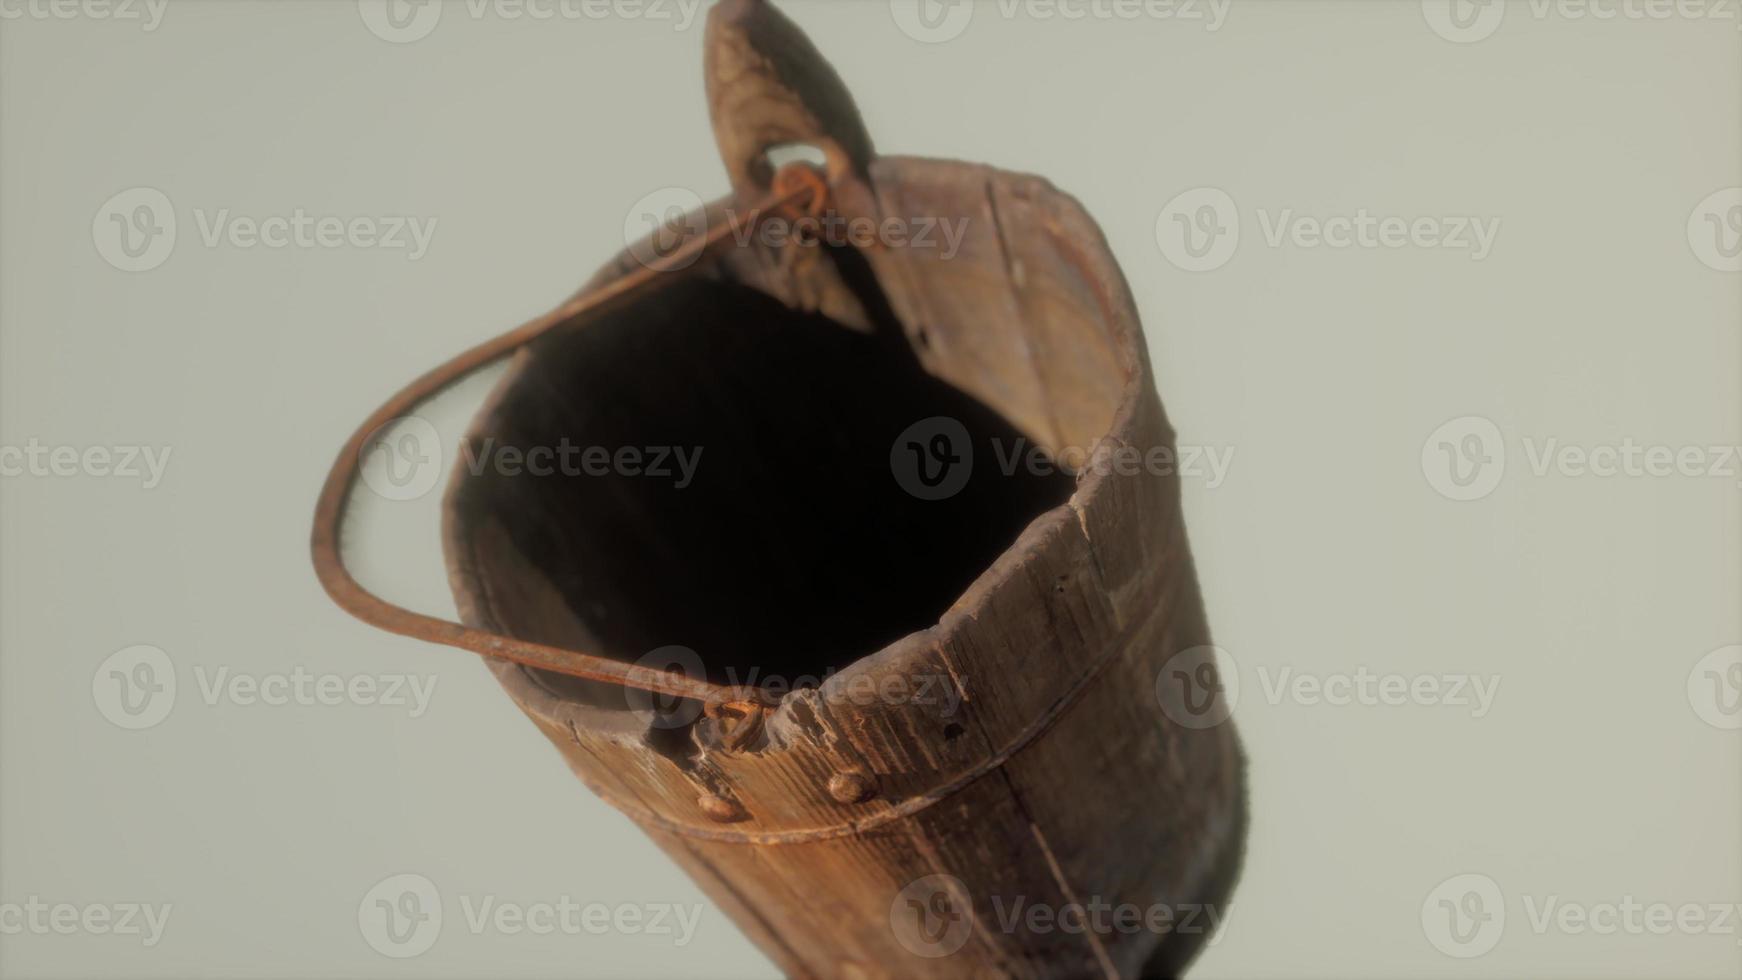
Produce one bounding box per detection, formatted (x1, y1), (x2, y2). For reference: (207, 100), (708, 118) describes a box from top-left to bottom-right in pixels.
(315, 1), (1244, 976)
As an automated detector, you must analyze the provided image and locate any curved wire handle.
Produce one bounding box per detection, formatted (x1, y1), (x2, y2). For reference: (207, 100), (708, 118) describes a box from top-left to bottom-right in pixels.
(310, 179), (821, 712)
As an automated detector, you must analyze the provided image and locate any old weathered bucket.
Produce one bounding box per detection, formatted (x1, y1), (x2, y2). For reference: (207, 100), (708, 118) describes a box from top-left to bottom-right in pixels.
(313, 1), (1245, 976)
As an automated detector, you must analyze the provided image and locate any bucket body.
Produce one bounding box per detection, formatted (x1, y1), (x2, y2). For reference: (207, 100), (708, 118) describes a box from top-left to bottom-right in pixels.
(442, 153), (1246, 978)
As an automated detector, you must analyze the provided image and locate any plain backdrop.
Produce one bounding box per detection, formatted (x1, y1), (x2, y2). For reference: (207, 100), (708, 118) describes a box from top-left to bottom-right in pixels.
(1, 1), (1739, 977)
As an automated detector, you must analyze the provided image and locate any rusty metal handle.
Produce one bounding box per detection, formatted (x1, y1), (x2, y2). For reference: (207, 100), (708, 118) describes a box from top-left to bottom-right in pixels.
(310, 183), (817, 711)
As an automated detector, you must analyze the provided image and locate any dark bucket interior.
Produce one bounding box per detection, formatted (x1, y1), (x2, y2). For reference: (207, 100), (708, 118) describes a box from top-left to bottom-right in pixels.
(452, 274), (1075, 689)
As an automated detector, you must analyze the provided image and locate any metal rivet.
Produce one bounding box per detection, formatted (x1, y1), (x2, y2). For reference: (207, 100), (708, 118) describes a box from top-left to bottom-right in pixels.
(827, 770), (876, 804)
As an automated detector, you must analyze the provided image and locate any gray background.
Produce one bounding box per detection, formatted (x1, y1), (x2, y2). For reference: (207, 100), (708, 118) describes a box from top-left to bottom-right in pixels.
(1, 0), (1739, 977)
